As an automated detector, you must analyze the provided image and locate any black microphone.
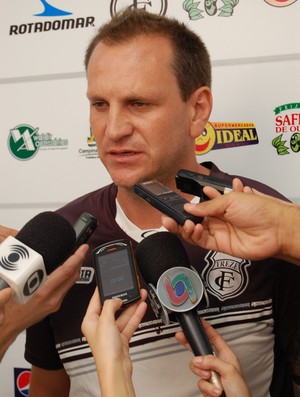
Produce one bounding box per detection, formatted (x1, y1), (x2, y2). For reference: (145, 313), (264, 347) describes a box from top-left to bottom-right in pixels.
(135, 231), (225, 395)
(0, 211), (76, 304)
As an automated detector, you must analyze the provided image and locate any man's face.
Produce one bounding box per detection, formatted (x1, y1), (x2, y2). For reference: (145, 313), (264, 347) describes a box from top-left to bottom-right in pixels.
(87, 34), (196, 188)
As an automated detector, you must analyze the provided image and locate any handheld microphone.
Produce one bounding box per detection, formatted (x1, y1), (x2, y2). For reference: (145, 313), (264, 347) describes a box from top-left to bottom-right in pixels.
(135, 232), (225, 395)
(0, 212), (76, 304)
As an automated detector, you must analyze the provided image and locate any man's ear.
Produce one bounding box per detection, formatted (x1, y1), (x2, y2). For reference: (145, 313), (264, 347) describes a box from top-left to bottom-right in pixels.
(189, 86), (212, 138)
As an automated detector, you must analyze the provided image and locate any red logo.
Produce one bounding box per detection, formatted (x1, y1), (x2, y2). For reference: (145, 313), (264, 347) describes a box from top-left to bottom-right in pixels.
(14, 368), (31, 397)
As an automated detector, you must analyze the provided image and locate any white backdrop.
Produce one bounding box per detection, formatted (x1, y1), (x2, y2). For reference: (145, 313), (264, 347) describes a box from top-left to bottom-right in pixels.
(0, 1), (299, 396)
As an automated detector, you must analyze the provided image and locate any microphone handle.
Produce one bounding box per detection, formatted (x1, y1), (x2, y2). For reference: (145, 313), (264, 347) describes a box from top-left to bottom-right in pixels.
(0, 278), (10, 291)
(176, 310), (226, 396)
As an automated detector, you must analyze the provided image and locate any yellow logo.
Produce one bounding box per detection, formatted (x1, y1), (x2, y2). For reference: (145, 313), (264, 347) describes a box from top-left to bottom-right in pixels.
(195, 122), (259, 155)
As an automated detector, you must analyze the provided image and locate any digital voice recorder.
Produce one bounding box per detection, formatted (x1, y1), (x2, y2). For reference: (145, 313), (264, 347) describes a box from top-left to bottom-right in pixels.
(93, 239), (140, 306)
(73, 212), (98, 251)
(134, 180), (203, 225)
(176, 169), (232, 201)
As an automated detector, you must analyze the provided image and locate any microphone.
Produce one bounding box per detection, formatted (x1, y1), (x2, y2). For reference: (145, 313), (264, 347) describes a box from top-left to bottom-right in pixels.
(135, 231), (225, 395)
(0, 211), (76, 304)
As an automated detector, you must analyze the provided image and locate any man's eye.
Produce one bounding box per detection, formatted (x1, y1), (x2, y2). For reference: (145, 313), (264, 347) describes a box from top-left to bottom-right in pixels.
(132, 101), (147, 107)
(92, 101), (107, 108)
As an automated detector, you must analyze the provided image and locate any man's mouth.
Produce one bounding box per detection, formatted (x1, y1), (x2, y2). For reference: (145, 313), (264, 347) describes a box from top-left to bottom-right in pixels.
(110, 150), (137, 156)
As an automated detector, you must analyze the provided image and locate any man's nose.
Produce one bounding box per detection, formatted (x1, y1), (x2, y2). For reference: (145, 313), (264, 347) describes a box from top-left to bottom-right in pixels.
(105, 108), (134, 141)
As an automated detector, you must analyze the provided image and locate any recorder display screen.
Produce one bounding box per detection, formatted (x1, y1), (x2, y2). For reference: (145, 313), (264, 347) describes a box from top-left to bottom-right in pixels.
(96, 249), (134, 296)
(143, 181), (172, 196)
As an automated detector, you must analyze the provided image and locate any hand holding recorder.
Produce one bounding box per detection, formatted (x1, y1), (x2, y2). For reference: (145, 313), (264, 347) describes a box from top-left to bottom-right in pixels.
(163, 181), (300, 266)
(133, 170), (234, 226)
(81, 288), (147, 397)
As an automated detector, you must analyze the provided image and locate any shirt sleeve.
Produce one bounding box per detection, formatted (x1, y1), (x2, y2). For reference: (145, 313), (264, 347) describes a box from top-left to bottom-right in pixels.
(25, 315), (63, 370)
(272, 260), (300, 386)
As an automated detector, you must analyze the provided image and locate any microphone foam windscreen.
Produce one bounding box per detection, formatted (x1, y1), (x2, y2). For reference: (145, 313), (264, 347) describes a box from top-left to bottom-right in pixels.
(16, 211), (76, 274)
(135, 231), (190, 285)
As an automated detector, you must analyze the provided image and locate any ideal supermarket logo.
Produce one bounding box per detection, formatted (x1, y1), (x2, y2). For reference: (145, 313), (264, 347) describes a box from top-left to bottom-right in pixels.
(272, 102), (300, 155)
(182, 0), (240, 19)
(110, 0), (168, 16)
(195, 122), (259, 155)
(8, 124), (68, 161)
(9, 0), (95, 36)
(14, 368), (31, 397)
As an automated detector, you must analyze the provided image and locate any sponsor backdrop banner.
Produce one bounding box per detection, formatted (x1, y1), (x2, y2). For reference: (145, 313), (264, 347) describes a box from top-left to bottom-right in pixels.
(0, 0), (299, 395)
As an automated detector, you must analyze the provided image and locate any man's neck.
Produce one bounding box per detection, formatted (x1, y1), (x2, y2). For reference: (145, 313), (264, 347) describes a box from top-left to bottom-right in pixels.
(117, 187), (163, 229)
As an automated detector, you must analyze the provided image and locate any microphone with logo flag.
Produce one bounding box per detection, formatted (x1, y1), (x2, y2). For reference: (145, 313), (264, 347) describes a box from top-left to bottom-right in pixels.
(0, 211), (76, 304)
(135, 231), (225, 396)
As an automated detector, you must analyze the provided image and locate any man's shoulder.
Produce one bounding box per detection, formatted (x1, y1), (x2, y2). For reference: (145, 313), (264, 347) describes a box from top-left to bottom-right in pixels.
(206, 161), (288, 201)
(68, 183), (116, 204)
(56, 183), (117, 222)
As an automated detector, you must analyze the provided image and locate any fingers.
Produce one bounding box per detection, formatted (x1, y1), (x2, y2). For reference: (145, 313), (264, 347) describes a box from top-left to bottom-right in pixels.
(192, 354), (252, 397)
(81, 288), (101, 336)
(184, 195), (230, 219)
(232, 177), (244, 192)
(101, 298), (124, 322)
(197, 378), (224, 397)
(120, 300), (148, 341)
(201, 320), (243, 373)
(0, 288), (14, 326)
(175, 330), (192, 352)
(161, 215), (181, 234)
(201, 320), (231, 356)
(0, 225), (18, 243)
(202, 186), (222, 199)
(116, 289), (148, 333)
(46, 244), (89, 290)
(191, 356), (225, 397)
(82, 289), (147, 343)
(84, 288), (102, 319)
(30, 244), (89, 316)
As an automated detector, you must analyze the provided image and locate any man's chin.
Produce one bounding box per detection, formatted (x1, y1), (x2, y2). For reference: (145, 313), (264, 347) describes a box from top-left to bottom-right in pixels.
(111, 176), (139, 190)
(109, 169), (146, 186)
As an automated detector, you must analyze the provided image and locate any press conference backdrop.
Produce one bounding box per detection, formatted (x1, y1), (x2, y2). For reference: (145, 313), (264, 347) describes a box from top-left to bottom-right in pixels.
(0, 1), (299, 396)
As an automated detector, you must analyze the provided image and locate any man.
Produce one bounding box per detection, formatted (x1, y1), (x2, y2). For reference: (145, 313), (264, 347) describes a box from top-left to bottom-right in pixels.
(25, 8), (300, 397)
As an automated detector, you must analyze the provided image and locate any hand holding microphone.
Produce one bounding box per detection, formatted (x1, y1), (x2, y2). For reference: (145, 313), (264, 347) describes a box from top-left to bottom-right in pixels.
(0, 225), (18, 243)
(0, 212), (89, 361)
(135, 232), (225, 396)
(177, 319), (252, 397)
(0, 211), (76, 303)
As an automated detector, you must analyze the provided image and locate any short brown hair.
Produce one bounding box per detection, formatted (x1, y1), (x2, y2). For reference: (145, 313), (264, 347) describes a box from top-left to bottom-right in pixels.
(84, 8), (211, 101)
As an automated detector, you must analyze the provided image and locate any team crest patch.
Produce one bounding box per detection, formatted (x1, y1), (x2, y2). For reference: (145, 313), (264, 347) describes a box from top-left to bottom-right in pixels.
(202, 252), (251, 301)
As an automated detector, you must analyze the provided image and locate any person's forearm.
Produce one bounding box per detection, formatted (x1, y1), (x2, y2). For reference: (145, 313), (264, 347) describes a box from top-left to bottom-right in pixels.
(0, 295), (54, 361)
(97, 360), (135, 397)
(279, 205), (300, 265)
(0, 315), (24, 361)
(0, 299), (35, 361)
